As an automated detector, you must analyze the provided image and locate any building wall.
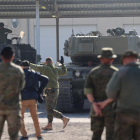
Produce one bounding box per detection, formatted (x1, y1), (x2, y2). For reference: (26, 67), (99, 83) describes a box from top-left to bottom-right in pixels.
(0, 17), (140, 63)
(1, 17), (140, 46)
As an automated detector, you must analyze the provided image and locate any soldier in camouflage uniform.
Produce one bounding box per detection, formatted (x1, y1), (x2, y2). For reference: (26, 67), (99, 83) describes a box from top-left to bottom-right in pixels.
(30, 57), (70, 130)
(0, 22), (12, 44)
(84, 48), (118, 140)
(0, 46), (25, 140)
(97, 50), (140, 140)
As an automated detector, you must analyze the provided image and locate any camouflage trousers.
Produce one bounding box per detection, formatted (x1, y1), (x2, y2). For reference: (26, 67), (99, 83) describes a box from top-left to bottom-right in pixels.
(114, 110), (140, 140)
(91, 111), (114, 140)
(46, 89), (62, 122)
(0, 110), (21, 140)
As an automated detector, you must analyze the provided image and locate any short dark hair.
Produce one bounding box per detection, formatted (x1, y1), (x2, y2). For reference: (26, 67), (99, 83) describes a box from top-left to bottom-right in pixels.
(122, 50), (139, 59)
(20, 60), (30, 67)
(1, 46), (15, 59)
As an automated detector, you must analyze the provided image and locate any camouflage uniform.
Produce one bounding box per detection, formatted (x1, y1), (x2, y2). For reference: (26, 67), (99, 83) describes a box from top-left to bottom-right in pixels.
(30, 63), (67, 122)
(106, 50), (140, 140)
(84, 48), (118, 140)
(113, 110), (140, 140)
(46, 89), (62, 121)
(0, 62), (25, 140)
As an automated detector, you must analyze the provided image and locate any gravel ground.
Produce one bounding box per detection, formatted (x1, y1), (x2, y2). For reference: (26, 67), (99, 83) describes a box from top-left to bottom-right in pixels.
(1, 100), (105, 140)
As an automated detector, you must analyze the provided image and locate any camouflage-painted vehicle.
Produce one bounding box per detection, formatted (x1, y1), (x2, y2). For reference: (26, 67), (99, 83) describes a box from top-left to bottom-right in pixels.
(0, 31), (36, 63)
(55, 28), (140, 112)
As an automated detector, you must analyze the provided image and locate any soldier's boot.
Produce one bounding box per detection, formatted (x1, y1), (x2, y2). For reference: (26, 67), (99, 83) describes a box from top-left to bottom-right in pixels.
(42, 123), (53, 130)
(61, 117), (70, 129)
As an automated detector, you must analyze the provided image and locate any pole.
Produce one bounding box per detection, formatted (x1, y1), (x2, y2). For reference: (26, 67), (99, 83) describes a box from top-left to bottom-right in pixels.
(36, 0), (40, 56)
(27, 19), (29, 44)
(56, 17), (59, 62)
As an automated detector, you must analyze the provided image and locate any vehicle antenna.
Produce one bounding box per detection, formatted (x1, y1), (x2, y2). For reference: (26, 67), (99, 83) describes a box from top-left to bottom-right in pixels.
(71, 18), (74, 36)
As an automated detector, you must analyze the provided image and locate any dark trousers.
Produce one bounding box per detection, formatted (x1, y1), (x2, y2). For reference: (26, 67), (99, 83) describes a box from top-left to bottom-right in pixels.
(114, 111), (140, 140)
(91, 111), (114, 140)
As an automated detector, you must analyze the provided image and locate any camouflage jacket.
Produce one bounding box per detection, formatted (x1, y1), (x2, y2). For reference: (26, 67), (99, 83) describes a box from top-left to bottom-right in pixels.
(0, 62), (25, 113)
(30, 63), (67, 89)
(84, 64), (118, 116)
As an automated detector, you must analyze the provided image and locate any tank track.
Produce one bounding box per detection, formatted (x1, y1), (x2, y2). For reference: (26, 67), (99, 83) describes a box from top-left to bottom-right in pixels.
(55, 79), (75, 112)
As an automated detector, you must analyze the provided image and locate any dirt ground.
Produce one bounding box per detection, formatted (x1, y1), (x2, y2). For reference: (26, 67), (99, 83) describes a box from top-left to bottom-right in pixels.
(1, 101), (105, 140)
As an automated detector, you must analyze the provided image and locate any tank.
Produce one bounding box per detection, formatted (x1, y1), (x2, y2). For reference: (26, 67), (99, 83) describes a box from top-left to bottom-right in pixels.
(56, 28), (140, 112)
(0, 31), (36, 63)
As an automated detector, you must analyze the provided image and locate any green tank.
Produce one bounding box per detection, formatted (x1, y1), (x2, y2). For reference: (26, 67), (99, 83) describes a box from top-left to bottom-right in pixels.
(56, 28), (140, 112)
(0, 31), (36, 63)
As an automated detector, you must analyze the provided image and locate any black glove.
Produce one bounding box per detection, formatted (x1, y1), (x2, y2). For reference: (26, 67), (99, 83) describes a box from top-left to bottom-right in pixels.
(59, 56), (64, 65)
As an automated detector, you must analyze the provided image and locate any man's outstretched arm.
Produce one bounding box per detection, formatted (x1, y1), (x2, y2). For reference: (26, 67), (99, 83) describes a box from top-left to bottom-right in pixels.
(58, 65), (67, 76)
(30, 63), (44, 73)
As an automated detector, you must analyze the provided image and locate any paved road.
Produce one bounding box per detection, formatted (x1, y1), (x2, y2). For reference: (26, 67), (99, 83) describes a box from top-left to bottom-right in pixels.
(1, 101), (105, 140)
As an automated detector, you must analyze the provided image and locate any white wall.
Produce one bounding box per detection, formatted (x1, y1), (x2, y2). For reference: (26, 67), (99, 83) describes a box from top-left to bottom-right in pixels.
(35, 25), (97, 64)
(123, 24), (140, 36)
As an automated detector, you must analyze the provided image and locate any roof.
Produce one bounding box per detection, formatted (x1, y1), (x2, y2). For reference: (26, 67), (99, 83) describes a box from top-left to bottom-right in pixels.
(0, 0), (140, 18)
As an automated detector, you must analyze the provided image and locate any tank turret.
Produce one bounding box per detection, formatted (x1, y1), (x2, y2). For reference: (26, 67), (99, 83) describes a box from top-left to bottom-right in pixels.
(64, 27), (140, 65)
(0, 31), (36, 64)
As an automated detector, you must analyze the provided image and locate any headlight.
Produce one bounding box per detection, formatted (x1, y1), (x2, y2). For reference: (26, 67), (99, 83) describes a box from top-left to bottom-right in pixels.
(75, 71), (80, 77)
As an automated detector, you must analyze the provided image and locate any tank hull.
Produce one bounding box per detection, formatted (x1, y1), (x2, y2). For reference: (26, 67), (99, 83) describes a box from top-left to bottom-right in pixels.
(0, 44), (36, 63)
(56, 31), (140, 112)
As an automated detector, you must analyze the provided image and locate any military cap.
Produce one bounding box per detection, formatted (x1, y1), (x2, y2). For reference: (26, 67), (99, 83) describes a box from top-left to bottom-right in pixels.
(97, 47), (117, 58)
(120, 50), (140, 64)
(20, 60), (30, 67)
(0, 22), (4, 27)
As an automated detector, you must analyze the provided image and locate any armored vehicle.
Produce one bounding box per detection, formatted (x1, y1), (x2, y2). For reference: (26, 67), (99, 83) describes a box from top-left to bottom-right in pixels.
(0, 31), (36, 63)
(56, 28), (140, 112)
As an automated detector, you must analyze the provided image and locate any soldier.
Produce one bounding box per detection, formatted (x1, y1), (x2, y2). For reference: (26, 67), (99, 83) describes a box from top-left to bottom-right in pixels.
(97, 50), (140, 140)
(84, 48), (118, 140)
(30, 57), (70, 130)
(0, 46), (25, 140)
(0, 22), (12, 44)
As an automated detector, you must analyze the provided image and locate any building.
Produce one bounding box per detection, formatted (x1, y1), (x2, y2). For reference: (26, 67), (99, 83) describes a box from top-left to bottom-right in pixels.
(2, 17), (140, 64)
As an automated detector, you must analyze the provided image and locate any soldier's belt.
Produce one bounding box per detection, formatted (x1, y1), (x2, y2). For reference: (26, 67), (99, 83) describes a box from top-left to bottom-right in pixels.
(45, 88), (58, 94)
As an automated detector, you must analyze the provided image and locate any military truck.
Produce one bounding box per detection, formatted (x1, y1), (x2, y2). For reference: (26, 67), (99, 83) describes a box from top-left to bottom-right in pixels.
(56, 28), (140, 112)
(0, 31), (36, 63)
